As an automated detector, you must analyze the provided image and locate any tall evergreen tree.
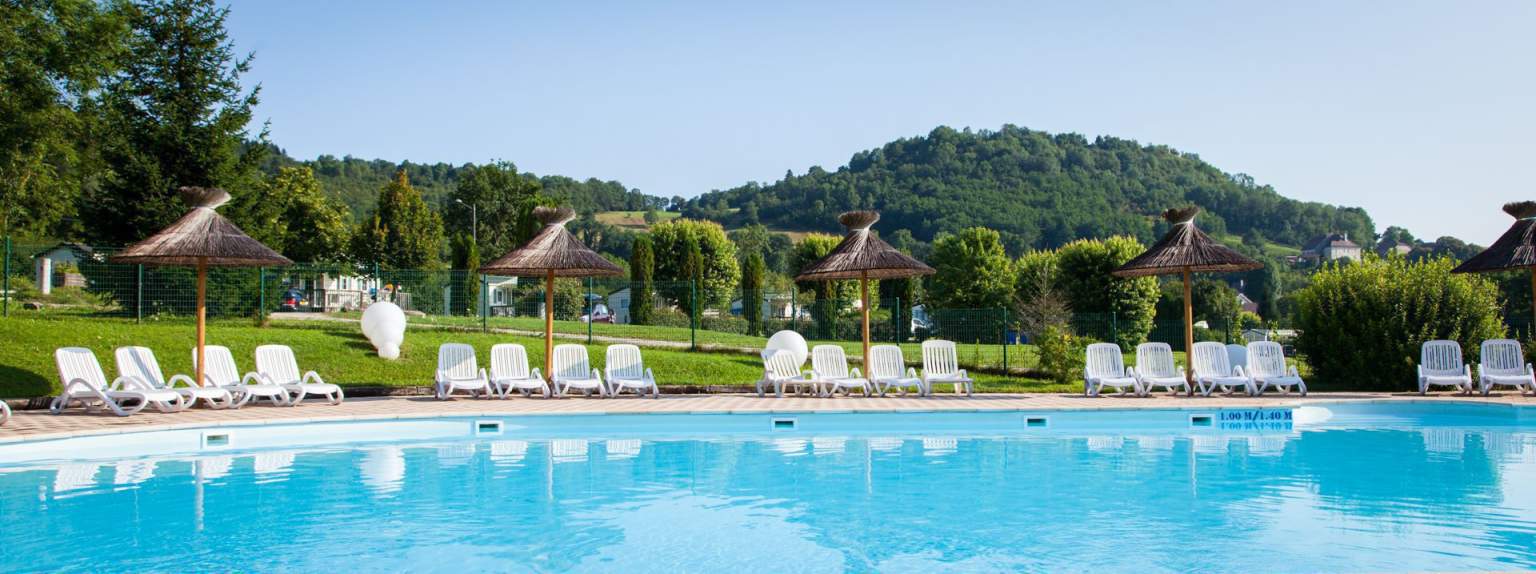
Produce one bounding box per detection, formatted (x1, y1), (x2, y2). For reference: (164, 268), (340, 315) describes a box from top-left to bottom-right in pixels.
(352, 169), (444, 269)
(677, 233), (703, 318)
(88, 0), (266, 243)
(741, 252), (765, 335)
(449, 233), (480, 316)
(629, 235), (655, 325)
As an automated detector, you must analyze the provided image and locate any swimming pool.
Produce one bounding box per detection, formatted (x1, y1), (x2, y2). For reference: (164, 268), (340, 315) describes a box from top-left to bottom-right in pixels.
(1, 402), (1533, 572)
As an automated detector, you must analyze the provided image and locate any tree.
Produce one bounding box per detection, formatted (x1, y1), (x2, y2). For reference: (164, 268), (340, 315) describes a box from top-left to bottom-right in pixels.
(629, 235), (655, 325)
(1013, 250), (1070, 338)
(352, 169), (444, 269)
(1191, 278), (1241, 325)
(928, 227), (1015, 309)
(0, 0), (127, 238)
(87, 0), (266, 243)
(448, 233), (480, 315)
(1055, 236), (1160, 348)
(741, 252), (766, 335)
(729, 224), (793, 274)
(643, 208), (659, 225)
(449, 161), (543, 257)
(1295, 256), (1503, 390)
(232, 167), (350, 263)
(649, 218), (740, 308)
(676, 233), (703, 318)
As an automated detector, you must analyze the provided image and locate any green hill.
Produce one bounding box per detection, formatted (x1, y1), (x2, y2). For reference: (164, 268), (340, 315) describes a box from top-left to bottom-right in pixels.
(680, 125), (1374, 254)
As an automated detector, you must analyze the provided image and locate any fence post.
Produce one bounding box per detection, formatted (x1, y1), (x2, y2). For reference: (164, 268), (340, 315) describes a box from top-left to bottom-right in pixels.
(258, 267), (266, 323)
(1110, 310), (1118, 345)
(690, 279), (697, 351)
(480, 273), (489, 332)
(893, 297), (901, 343)
(135, 264), (144, 323)
(586, 276), (594, 344)
(791, 285), (799, 334)
(2, 236), (9, 317)
(1001, 306), (1009, 374)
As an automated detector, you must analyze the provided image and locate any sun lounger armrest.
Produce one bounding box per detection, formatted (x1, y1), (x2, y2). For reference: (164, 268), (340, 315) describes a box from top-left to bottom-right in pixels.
(302, 371), (325, 385)
(590, 368), (602, 382)
(1287, 365), (1300, 378)
(1127, 367), (1138, 379)
(167, 373), (199, 388)
(240, 372), (266, 386)
(480, 368), (489, 382)
(530, 367), (544, 381)
(645, 367), (655, 383)
(906, 366), (918, 378)
(114, 375), (152, 391)
(851, 367), (862, 379)
(1232, 366), (1246, 378)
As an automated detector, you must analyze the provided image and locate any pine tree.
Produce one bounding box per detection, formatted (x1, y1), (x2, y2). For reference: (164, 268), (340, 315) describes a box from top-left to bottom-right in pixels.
(629, 235), (655, 325)
(450, 233), (480, 315)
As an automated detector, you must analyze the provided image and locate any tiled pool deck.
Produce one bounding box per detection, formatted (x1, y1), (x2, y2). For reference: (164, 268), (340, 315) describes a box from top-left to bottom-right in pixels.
(3, 392), (1533, 443)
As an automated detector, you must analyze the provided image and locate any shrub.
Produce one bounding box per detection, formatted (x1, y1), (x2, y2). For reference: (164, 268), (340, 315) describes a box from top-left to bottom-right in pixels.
(1294, 255), (1504, 391)
(1036, 324), (1085, 386)
(1055, 236), (1160, 349)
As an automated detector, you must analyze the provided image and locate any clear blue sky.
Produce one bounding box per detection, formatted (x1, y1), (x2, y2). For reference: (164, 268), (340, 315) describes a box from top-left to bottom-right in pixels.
(227, 1), (1534, 245)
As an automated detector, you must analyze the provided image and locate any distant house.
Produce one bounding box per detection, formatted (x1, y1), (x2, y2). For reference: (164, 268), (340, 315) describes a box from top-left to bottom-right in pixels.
(292, 273), (374, 312)
(31, 242), (98, 295)
(1300, 233), (1362, 262)
(608, 287), (632, 323)
(1243, 328), (1297, 343)
(1237, 292), (1259, 314)
(1376, 240), (1413, 258)
(486, 277), (520, 316)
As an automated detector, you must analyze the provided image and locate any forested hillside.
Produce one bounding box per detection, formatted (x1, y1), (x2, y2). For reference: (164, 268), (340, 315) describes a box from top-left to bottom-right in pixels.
(260, 147), (661, 220)
(682, 125), (1375, 254)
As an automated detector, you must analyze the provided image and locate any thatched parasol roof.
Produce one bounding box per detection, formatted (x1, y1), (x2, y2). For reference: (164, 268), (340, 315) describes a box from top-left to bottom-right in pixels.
(111, 187), (292, 267)
(1112, 207), (1262, 278)
(794, 211), (935, 281)
(1452, 202), (1536, 274)
(480, 206), (623, 277)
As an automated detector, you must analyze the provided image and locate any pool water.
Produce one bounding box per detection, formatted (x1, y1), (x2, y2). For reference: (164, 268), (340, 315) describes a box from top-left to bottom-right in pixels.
(2, 403), (1535, 572)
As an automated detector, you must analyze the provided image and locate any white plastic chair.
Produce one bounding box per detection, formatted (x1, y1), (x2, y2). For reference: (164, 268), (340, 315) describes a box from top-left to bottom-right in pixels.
(920, 340), (974, 396)
(0, 400), (7, 425)
(51, 347), (186, 416)
(196, 345), (290, 407)
(1226, 344), (1247, 372)
(1132, 342), (1190, 396)
(812, 345), (872, 397)
(868, 345), (925, 397)
(1084, 343), (1141, 397)
(1478, 339), (1536, 396)
(435, 343), (492, 400)
(551, 344), (607, 397)
(489, 344), (548, 398)
(1418, 340), (1473, 395)
(757, 349), (816, 397)
(1247, 341), (1306, 396)
(254, 345), (344, 405)
(116, 346), (231, 410)
(1191, 342), (1254, 396)
(605, 344), (660, 398)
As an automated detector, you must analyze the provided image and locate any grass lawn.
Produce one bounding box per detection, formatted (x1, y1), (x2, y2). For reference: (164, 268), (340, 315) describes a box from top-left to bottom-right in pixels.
(0, 315), (1072, 398)
(594, 210), (680, 230)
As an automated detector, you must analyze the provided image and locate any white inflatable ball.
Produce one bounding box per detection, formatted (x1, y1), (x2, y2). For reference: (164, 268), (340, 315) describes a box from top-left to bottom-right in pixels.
(361, 302), (407, 359)
(764, 330), (809, 368)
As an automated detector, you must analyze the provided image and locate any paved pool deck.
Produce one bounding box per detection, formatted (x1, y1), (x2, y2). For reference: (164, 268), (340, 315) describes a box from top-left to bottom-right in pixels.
(3, 391), (1533, 443)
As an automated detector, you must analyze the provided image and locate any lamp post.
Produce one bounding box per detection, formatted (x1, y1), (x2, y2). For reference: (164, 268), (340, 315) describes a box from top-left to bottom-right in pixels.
(455, 198), (478, 248)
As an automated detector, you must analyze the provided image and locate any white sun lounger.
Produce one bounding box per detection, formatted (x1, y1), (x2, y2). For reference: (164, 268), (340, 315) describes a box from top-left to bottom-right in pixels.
(551, 344), (607, 397)
(1225, 343), (1247, 372)
(920, 340), (974, 396)
(489, 343), (548, 398)
(1247, 341), (1306, 396)
(254, 345), (344, 405)
(1133, 342), (1191, 396)
(196, 345), (290, 407)
(1191, 342), (1254, 396)
(1478, 339), (1536, 396)
(116, 346), (232, 409)
(1418, 340), (1473, 395)
(868, 345), (925, 397)
(0, 399), (9, 426)
(435, 343), (493, 400)
(812, 345), (872, 397)
(757, 349), (816, 398)
(605, 344), (660, 398)
(1084, 342), (1141, 397)
(52, 347), (186, 416)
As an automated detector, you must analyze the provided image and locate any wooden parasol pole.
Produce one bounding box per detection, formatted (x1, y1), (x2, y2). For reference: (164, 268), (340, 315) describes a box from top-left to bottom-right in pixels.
(195, 259), (207, 388)
(545, 269), (555, 392)
(1182, 269), (1194, 394)
(861, 270), (871, 374)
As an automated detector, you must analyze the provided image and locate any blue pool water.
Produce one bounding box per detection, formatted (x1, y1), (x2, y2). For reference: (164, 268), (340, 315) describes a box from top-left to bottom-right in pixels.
(1, 403), (1535, 572)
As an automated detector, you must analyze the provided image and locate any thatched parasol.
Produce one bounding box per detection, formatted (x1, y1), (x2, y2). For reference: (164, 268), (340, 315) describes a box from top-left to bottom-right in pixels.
(1113, 207), (1261, 388)
(1452, 202), (1536, 331)
(111, 187), (292, 389)
(481, 206), (622, 385)
(795, 211), (935, 374)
